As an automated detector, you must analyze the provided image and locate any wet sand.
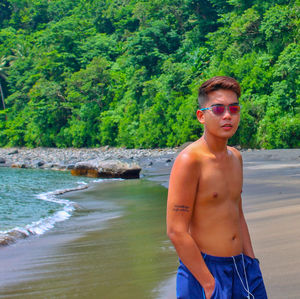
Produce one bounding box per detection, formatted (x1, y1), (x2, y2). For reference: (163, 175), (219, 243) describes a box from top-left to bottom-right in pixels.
(0, 149), (299, 298)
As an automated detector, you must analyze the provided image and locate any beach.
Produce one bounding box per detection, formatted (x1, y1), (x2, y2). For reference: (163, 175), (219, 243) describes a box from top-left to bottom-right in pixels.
(0, 148), (299, 298)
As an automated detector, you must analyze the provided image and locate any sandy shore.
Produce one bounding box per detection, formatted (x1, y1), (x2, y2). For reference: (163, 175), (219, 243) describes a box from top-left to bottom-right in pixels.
(240, 150), (300, 299)
(146, 148), (300, 299)
(0, 148), (299, 298)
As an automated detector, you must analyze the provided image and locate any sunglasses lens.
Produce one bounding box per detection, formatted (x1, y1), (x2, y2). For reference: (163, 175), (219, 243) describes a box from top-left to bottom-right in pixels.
(229, 105), (240, 114)
(212, 106), (225, 115)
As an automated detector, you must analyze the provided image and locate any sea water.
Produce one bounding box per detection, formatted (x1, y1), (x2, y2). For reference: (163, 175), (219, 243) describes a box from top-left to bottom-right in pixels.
(0, 167), (178, 298)
(0, 167), (96, 243)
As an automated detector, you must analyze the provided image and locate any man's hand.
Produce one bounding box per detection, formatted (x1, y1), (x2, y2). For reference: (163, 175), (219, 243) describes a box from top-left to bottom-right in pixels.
(204, 278), (215, 299)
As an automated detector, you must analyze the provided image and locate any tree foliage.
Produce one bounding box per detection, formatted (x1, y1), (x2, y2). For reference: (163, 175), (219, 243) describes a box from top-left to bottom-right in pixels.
(0, 0), (299, 148)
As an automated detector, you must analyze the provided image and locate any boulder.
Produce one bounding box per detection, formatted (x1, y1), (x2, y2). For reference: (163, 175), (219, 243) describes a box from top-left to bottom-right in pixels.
(33, 160), (45, 167)
(66, 164), (75, 170)
(0, 230), (27, 247)
(9, 230), (28, 239)
(0, 157), (5, 164)
(0, 235), (14, 246)
(11, 163), (26, 168)
(71, 159), (141, 179)
(8, 149), (19, 155)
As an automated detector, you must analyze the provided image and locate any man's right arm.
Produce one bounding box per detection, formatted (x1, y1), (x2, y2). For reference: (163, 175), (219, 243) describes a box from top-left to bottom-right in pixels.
(166, 152), (215, 298)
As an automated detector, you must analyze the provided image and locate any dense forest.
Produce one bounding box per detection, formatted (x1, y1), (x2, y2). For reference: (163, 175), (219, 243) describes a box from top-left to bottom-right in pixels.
(0, 0), (299, 149)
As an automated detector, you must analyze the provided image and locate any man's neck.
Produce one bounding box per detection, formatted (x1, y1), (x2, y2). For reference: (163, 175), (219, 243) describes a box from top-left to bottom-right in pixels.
(200, 133), (229, 158)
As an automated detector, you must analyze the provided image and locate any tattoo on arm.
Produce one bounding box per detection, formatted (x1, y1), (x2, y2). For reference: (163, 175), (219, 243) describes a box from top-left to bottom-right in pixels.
(173, 205), (190, 213)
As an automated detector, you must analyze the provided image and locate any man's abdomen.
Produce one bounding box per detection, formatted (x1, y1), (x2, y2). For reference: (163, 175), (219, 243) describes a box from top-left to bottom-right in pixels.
(190, 206), (243, 257)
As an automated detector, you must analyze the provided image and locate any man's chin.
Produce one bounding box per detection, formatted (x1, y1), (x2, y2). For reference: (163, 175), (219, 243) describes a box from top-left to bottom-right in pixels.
(218, 131), (237, 139)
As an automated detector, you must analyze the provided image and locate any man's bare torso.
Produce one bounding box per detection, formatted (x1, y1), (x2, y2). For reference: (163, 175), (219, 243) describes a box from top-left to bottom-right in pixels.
(180, 140), (243, 257)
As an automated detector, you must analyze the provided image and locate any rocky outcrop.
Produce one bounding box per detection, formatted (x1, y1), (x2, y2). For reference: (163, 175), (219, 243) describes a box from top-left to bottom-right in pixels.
(0, 147), (177, 168)
(71, 159), (141, 179)
(0, 146), (178, 178)
(0, 230), (28, 247)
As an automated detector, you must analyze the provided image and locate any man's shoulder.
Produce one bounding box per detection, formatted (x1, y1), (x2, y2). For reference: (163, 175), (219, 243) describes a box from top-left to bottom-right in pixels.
(171, 141), (203, 178)
(227, 146), (242, 163)
(175, 141), (205, 166)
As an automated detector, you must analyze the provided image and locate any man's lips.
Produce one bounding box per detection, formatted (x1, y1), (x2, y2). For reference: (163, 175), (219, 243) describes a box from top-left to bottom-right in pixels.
(221, 124), (233, 131)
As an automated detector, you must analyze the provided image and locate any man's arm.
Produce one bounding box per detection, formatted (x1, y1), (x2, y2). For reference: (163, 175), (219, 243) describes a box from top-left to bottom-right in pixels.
(234, 148), (256, 258)
(167, 152), (215, 298)
(239, 200), (255, 258)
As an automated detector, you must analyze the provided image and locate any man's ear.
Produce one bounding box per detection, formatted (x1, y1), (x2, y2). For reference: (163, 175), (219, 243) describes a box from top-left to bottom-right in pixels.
(196, 109), (205, 124)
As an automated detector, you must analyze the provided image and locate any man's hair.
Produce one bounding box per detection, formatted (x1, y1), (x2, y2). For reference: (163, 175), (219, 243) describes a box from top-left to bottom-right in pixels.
(198, 76), (241, 108)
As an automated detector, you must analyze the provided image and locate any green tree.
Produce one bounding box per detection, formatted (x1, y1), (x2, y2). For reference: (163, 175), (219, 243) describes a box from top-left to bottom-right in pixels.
(0, 0), (298, 149)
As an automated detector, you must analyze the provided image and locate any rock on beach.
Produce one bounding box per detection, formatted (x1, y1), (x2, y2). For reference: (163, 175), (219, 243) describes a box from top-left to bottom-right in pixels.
(0, 230), (28, 247)
(71, 159), (141, 179)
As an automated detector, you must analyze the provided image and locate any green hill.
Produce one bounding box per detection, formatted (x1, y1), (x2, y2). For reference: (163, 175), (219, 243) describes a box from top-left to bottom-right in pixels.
(0, 0), (299, 148)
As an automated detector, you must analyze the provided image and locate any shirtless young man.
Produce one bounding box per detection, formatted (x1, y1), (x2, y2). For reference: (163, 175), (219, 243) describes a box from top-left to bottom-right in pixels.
(167, 76), (267, 299)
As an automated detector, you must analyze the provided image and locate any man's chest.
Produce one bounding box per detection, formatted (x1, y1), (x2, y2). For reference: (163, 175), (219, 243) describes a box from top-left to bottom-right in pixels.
(197, 160), (243, 200)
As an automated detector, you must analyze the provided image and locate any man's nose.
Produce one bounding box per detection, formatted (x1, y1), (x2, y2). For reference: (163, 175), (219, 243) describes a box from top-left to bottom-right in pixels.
(222, 108), (232, 119)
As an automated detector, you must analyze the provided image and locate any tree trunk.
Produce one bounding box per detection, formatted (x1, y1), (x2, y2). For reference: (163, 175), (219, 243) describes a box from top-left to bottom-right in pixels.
(0, 82), (7, 120)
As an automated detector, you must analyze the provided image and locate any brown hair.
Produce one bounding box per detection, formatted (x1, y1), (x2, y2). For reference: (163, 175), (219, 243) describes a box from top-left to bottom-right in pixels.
(198, 76), (241, 108)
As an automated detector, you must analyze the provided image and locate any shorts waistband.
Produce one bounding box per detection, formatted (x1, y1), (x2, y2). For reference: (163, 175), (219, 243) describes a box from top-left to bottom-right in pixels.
(201, 252), (248, 264)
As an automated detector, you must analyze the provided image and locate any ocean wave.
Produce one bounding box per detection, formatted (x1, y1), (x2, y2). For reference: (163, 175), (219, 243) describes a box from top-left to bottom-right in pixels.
(92, 178), (124, 183)
(0, 182), (89, 247)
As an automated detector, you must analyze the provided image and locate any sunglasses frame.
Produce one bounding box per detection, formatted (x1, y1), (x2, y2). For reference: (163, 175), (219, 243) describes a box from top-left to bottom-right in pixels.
(200, 104), (241, 116)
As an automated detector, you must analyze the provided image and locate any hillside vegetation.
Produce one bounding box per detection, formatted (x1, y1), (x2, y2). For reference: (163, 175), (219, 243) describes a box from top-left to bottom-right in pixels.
(0, 0), (299, 148)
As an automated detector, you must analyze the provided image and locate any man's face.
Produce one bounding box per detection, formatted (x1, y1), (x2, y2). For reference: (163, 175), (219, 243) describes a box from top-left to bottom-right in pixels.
(197, 89), (240, 139)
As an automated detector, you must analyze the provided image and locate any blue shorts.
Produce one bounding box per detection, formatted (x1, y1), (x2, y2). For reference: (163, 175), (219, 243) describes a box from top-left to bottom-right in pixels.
(176, 253), (268, 299)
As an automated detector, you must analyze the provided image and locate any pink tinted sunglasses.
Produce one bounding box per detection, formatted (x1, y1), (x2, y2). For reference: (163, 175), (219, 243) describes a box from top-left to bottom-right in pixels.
(200, 104), (241, 116)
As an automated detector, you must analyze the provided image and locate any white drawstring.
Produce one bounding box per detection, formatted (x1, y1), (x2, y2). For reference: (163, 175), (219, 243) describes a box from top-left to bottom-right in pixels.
(232, 254), (255, 299)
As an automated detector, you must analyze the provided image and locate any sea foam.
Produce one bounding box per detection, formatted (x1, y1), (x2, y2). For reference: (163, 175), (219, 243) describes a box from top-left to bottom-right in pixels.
(0, 182), (88, 246)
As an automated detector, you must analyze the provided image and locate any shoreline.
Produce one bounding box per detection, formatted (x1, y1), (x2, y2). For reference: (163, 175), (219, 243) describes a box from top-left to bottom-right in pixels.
(0, 178), (177, 299)
(0, 170), (93, 247)
(1, 146), (299, 183)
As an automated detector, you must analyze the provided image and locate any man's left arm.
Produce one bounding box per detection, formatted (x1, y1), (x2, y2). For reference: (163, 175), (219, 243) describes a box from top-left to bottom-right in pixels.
(234, 147), (256, 258)
(239, 201), (255, 258)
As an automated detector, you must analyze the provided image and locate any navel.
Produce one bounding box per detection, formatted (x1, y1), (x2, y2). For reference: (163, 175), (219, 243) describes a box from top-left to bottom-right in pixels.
(232, 235), (236, 241)
(213, 192), (218, 198)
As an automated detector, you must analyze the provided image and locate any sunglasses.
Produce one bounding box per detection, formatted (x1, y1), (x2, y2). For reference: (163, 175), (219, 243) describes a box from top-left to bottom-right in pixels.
(200, 104), (241, 116)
